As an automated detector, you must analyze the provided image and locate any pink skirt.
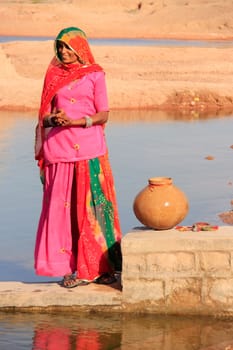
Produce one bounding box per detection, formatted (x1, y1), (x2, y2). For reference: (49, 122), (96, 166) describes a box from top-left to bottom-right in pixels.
(34, 154), (122, 280)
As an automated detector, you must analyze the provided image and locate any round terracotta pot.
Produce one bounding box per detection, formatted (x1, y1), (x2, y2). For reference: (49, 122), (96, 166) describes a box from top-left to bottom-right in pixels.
(133, 177), (189, 230)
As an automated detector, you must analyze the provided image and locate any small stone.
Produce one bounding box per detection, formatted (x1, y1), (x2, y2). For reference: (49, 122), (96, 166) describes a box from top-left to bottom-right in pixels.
(205, 155), (215, 160)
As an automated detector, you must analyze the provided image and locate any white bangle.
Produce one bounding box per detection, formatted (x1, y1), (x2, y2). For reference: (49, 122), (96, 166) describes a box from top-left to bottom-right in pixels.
(84, 116), (93, 128)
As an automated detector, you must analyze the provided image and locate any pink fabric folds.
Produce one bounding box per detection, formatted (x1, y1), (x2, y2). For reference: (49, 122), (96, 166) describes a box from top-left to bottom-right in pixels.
(34, 153), (122, 280)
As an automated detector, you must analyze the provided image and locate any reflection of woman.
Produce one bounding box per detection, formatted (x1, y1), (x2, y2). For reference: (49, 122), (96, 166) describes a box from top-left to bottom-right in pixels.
(32, 325), (121, 350)
(34, 27), (122, 288)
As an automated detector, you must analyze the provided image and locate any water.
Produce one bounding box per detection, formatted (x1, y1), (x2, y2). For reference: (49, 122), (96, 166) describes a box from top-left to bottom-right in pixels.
(0, 36), (233, 47)
(1, 110), (233, 282)
(1, 312), (233, 350)
(1, 110), (233, 349)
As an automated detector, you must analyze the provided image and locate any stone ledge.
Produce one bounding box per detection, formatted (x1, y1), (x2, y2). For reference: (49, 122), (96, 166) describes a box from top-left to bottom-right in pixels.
(122, 226), (233, 252)
(121, 226), (233, 316)
(2, 226), (233, 316)
(0, 281), (122, 312)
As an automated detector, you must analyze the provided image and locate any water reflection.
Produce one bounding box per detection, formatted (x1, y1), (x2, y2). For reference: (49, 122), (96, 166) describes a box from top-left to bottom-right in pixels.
(1, 110), (233, 283)
(109, 108), (233, 123)
(33, 324), (121, 350)
(1, 312), (233, 350)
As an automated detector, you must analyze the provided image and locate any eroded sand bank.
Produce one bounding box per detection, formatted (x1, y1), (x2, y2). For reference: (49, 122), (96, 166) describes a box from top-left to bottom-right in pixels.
(1, 0), (233, 112)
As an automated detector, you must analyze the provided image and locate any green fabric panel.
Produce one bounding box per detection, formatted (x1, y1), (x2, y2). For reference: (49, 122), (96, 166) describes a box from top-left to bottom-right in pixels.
(89, 158), (115, 249)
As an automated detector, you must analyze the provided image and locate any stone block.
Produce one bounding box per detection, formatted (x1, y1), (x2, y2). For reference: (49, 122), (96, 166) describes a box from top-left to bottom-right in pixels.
(122, 254), (147, 279)
(146, 252), (195, 274)
(205, 278), (233, 308)
(166, 278), (202, 310)
(199, 251), (231, 275)
(122, 280), (164, 304)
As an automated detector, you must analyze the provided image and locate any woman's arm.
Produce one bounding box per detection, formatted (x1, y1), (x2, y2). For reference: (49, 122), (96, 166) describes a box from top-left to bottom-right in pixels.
(71, 111), (109, 127)
(43, 110), (109, 128)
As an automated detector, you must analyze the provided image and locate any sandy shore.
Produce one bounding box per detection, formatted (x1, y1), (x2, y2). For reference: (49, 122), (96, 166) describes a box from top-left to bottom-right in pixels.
(1, 0), (233, 112)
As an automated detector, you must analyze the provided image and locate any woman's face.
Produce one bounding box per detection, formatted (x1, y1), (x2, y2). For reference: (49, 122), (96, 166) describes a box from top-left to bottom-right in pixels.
(57, 41), (79, 64)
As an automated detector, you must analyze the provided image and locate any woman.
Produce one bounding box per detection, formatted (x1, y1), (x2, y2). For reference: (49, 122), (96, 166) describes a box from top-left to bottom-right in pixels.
(34, 27), (122, 288)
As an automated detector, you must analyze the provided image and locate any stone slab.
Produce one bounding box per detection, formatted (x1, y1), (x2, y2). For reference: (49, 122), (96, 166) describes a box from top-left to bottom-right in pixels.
(2, 226), (233, 315)
(122, 226), (233, 253)
(0, 281), (122, 312)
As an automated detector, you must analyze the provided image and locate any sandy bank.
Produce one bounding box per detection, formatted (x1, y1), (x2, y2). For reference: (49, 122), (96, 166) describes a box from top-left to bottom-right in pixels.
(1, 41), (233, 113)
(2, 0), (233, 40)
(0, 0), (233, 112)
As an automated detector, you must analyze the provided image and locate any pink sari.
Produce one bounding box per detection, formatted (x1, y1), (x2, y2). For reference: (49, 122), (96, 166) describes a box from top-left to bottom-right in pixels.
(34, 27), (122, 280)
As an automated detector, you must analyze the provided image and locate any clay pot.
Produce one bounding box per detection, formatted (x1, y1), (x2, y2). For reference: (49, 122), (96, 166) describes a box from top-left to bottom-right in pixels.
(133, 177), (189, 230)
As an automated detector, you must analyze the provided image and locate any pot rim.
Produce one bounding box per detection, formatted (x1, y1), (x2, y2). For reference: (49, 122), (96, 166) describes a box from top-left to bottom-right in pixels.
(148, 177), (172, 186)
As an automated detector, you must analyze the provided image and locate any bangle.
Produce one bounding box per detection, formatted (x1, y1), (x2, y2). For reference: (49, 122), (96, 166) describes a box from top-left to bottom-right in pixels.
(84, 116), (93, 128)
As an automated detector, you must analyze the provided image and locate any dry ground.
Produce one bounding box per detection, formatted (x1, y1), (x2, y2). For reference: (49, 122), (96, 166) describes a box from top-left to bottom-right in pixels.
(1, 0), (233, 112)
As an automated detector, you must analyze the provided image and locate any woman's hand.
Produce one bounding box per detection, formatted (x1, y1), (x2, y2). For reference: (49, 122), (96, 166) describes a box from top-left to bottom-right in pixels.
(43, 110), (109, 128)
(51, 110), (73, 127)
